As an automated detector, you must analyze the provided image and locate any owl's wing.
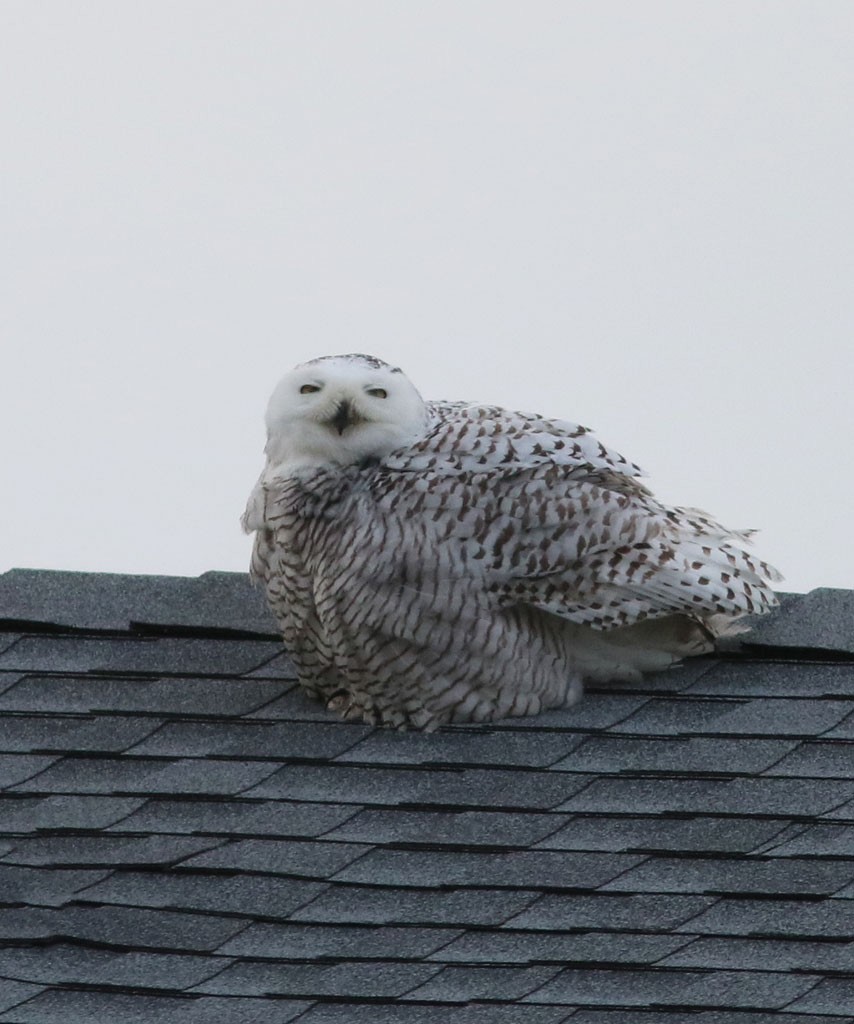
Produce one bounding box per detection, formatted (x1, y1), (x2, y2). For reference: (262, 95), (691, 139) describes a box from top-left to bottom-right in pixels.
(383, 402), (647, 482)
(376, 405), (780, 630)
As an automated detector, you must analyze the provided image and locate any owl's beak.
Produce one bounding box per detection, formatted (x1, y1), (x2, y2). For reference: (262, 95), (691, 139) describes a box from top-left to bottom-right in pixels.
(329, 399), (355, 435)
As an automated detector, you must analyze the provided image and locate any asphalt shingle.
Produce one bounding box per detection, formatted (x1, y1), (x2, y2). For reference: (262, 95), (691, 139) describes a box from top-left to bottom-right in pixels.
(0, 674), (293, 715)
(289, 885), (540, 926)
(535, 815), (791, 854)
(427, 929), (690, 965)
(0, 944), (226, 989)
(218, 922), (461, 960)
(1, 568), (852, 1021)
(294, 1006), (574, 1024)
(0, 904), (246, 951)
(0, 794), (144, 831)
(332, 848), (641, 890)
(10, 755), (280, 795)
(743, 588), (854, 654)
(0, 991), (311, 1024)
(191, 960), (441, 997)
(0, 713), (160, 753)
(550, 735), (796, 774)
(77, 870), (327, 919)
(602, 854), (854, 897)
(126, 719), (370, 760)
(0, 568), (278, 636)
(0, 635), (283, 677)
(106, 796), (358, 837)
(0, 834), (220, 867)
(325, 807), (567, 847)
(676, 896), (854, 939)
(524, 966), (818, 1009)
(246, 763), (595, 808)
(504, 892), (716, 932)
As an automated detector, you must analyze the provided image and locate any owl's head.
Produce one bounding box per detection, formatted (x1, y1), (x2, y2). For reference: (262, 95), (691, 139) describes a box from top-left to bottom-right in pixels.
(263, 353), (429, 471)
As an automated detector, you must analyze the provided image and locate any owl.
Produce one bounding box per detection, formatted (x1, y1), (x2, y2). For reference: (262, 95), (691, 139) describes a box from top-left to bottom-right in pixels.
(243, 353), (780, 730)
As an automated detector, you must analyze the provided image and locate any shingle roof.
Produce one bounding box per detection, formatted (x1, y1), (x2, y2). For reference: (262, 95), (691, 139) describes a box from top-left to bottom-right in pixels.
(0, 568), (852, 1022)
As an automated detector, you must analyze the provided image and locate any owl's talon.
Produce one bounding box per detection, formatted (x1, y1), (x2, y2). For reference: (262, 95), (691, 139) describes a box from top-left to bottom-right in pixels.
(326, 691), (351, 712)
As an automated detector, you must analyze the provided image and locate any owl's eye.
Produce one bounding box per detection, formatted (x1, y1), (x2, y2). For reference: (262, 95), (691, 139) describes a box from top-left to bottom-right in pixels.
(367, 388), (388, 399)
(300, 383), (321, 394)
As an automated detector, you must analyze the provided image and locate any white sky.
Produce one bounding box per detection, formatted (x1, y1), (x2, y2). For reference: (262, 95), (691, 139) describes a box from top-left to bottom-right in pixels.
(2, 1), (852, 593)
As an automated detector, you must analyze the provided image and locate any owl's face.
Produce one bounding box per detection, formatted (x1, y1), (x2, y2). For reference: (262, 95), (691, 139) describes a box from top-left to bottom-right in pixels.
(264, 354), (429, 470)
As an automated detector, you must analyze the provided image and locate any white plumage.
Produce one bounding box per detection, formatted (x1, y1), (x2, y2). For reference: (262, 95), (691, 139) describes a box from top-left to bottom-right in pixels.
(243, 353), (781, 730)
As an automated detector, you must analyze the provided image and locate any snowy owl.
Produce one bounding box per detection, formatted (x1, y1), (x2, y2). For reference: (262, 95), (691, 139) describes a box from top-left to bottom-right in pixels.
(243, 353), (780, 730)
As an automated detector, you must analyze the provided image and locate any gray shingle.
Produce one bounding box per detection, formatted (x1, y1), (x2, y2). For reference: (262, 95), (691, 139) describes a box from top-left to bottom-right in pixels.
(523, 966), (818, 1008)
(823, 713), (854, 739)
(2, 566), (853, 1023)
(0, 674), (292, 715)
(404, 964), (561, 1001)
(11, 756), (280, 795)
(0, 754), (58, 788)
(427, 929), (690, 965)
(659, 935), (854, 971)
(182, 838), (369, 878)
(505, 892), (715, 932)
(126, 719), (370, 760)
(765, 740), (854, 778)
(191, 960), (441, 997)
(0, 714), (160, 753)
(0, 671), (24, 692)
(0, 568), (278, 636)
(685, 660), (854, 698)
(609, 695), (854, 737)
(678, 896), (854, 938)
(0, 794), (144, 831)
(332, 848), (641, 890)
(0, 980), (44, 1017)
(602, 855), (854, 897)
(294, 1006), (574, 1024)
(743, 588), (854, 654)
(0, 944), (225, 990)
(535, 815), (790, 854)
(218, 922), (460, 959)
(325, 808), (567, 848)
(242, 651), (299, 679)
(246, 764), (594, 809)
(561, 1014), (831, 1024)
(0, 990), (310, 1024)
(78, 870), (326, 919)
(242, 688), (345, 721)
(488, 694), (650, 730)
(0, 834), (220, 867)
(824, 797), (854, 822)
(557, 776), (854, 817)
(550, 735), (795, 774)
(290, 885), (539, 926)
(763, 822), (854, 857)
(0, 635), (283, 676)
(335, 729), (583, 767)
(107, 797), (358, 837)
(788, 977), (854, 1015)
(0, 905), (245, 951)
(0, 865), (109, 907)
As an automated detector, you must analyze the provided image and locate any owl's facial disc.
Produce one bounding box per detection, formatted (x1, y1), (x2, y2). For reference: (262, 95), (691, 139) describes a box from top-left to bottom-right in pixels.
(263, 354), (429, 470)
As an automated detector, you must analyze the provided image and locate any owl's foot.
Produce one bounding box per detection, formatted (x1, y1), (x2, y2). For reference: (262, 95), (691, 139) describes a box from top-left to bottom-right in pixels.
(326, 690), (378, 726)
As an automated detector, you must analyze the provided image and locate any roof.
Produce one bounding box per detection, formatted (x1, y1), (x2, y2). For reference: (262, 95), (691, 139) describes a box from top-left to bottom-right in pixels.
(0, 567), (852, 1023)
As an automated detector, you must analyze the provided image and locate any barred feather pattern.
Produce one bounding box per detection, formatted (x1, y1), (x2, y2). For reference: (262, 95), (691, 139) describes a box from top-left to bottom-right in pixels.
(245, 355), (781, 730)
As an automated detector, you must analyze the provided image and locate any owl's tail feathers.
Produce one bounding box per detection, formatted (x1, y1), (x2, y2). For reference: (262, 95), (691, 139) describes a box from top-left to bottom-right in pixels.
(565, 614), (718, 684)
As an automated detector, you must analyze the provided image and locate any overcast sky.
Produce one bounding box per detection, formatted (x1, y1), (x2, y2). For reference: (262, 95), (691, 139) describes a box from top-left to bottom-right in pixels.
(2, 1), (852, 593)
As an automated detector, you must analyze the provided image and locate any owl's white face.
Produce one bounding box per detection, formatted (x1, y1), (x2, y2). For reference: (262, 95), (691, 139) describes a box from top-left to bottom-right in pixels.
(263, 354), (429, 471)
